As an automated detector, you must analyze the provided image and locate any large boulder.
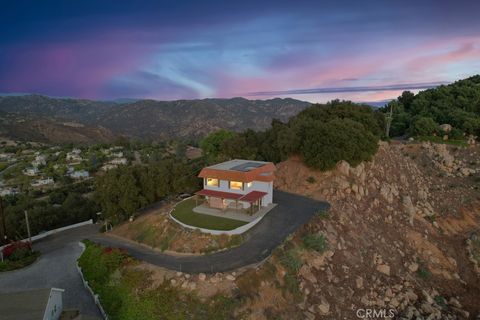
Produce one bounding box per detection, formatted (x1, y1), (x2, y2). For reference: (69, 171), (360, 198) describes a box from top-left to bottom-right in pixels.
(438, 124), (452, 133)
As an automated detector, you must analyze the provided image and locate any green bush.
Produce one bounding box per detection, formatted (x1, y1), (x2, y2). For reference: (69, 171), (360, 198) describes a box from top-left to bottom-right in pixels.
(416, 265), (432, 280)
(314, 208), (329, 219)
(306, 176), (316, 184)
(279, 249), (302, 274)
(78, 241), (238, 320)
(408, 116), (438, 136)
(302, 234), (328, 253)
(8, 247), (32, 261)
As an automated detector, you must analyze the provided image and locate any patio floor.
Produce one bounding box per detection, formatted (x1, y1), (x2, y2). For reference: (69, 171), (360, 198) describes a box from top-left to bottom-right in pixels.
(193, 203), (277, 222)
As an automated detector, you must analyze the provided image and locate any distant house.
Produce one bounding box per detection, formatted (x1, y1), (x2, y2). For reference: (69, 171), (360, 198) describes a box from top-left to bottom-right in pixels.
(195, 159), (275, 213)
(68, 170), (90, 179)
(23, 167), (39, 176)
(66, 149), (82, 162)
(110, 157), (127, 165)
(111, 151), (124, 158)
(31, 177), (54, 187)
(0, 153), (14, 161)
(32, 154), (47, 167)
(100, 163), (118, 171)
(0, 187), (18, 197)
(0, 288), (64, 320)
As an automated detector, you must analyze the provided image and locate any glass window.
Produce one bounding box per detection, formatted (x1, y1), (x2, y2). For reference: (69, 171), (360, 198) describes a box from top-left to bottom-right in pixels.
(246, 182), (253, 188)
(206, 178), (219, 187)
(229, 181), (243, 190)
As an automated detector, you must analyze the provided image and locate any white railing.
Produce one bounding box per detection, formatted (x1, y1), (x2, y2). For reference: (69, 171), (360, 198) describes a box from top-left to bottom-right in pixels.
(168, 197), (266, 235)
(0, 219), (93, 251)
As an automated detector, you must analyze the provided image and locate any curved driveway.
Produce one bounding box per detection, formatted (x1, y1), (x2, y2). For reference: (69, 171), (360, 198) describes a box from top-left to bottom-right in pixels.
(0, 225), (102, 318)
(0, 190), (328, 309)
(91, 190), (329, 273)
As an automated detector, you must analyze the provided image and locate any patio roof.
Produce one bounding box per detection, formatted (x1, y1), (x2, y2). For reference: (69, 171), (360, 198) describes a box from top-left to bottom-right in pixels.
(239, 191), (268, 203)
(195, 189), (267, 203)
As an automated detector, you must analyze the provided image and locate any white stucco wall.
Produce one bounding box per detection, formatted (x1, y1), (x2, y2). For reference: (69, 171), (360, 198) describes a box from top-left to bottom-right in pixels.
(203, 178), (273, 206)
(43, 288), (64, 320)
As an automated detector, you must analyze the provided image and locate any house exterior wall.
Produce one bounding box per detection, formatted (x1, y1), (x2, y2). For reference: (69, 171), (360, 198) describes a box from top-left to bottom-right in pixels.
(203, 178), (273, 207)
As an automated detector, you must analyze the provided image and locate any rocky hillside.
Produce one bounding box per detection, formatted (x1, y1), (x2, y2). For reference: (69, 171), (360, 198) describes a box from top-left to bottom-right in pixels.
(0, 112), (115, 144)
(270, 140), (480, 319)
(0, 95), (310, 142)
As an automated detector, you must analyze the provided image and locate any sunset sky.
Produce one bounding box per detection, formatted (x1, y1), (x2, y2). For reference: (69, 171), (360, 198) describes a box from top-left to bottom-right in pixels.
(0, 0), (479, 102)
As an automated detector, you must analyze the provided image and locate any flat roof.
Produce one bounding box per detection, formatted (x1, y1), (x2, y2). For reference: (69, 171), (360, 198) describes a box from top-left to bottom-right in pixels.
(206, 159), (270, 172)
(0, 288), (54, 320)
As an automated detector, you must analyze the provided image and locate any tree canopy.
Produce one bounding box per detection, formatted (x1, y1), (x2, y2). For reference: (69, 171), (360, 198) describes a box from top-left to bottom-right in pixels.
(384, 75), (480, 138)
(202, 100), (383, 171)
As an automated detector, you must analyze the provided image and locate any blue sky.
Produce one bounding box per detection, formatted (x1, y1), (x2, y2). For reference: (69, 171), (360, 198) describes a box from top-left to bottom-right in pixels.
(0, 0), (479, 102)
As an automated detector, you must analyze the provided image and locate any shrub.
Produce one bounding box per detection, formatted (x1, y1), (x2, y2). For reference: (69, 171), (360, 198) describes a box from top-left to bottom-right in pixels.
(408, 116), (438, 136)
(283, 273), (301, 300)
(416, 265), (432, 280)
(315, 208), (329, 219)
(302, 234), (328, 253)
(306, 176), (316, 184)
(2, 241), (31, 259)
(279, 249), (302, 274)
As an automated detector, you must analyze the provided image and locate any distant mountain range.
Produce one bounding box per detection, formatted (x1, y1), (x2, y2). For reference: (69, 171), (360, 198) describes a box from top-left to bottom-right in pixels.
(0, 95), (311, 143)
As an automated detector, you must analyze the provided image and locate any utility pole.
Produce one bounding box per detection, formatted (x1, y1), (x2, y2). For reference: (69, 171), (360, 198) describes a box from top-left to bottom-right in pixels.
(0, 197), (6, 245)
(24, 210), (32, 245)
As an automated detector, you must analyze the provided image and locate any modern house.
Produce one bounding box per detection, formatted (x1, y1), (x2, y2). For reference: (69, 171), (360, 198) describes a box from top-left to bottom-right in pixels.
(195, 159), (275, 213)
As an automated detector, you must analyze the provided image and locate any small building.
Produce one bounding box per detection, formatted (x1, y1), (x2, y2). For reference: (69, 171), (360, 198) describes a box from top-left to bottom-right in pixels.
(100, 163), (118, 171)
(23, 167), (39, 176)
(110, 157), (127, 165)
(0, 288), (64, 320)
(195, 159), (275, 213)
(69, 170), (90, 179)
(0, 187), (19, 197)
(31, 177), (54, 187)
(32, 154), (47, 167)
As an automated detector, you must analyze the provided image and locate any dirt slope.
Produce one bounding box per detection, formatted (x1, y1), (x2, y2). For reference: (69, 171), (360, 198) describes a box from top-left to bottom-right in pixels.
(270, 141), (480, 319)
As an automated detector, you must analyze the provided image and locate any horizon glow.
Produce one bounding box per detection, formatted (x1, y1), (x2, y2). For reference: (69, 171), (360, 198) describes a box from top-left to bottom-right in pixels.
(0, 1), (479, 103)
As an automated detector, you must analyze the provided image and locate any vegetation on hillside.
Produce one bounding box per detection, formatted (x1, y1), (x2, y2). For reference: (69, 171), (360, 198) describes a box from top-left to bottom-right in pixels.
(3, 191), (98, 239)
(78, 241), (239, 320)
(201, 100), (384, 170)
(94, 159), (201, 224)
(384, 75), (480, 138)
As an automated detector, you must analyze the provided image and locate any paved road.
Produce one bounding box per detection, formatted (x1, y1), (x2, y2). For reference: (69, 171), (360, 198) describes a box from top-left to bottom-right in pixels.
(0, 224), (102, 318)
(91, 190), (329, 273)
(0, 189), (328, 311)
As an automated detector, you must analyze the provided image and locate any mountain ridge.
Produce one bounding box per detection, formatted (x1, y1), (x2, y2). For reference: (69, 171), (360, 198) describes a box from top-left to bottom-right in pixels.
(0, 95), (311, 142)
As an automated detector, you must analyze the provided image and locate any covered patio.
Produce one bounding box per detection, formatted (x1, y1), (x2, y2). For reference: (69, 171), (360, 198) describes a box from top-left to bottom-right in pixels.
(194, 189), (268, 215)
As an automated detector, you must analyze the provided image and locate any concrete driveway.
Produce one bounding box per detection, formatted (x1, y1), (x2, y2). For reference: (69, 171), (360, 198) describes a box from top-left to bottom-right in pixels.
(92, 190), (329, 273)
(0, 224), (102, 318)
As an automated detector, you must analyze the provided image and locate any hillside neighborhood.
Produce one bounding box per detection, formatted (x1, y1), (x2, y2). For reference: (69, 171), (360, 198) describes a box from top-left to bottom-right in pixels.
(1, 0), (480, 318)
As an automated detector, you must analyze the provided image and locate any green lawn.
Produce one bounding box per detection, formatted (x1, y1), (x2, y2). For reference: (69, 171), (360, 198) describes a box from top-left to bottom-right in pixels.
(171, 198), (247, 231)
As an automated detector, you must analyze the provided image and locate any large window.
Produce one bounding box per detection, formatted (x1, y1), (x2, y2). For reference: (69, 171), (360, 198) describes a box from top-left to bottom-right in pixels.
(206, 178), (219, 187)
(229, 181), (244, 190)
